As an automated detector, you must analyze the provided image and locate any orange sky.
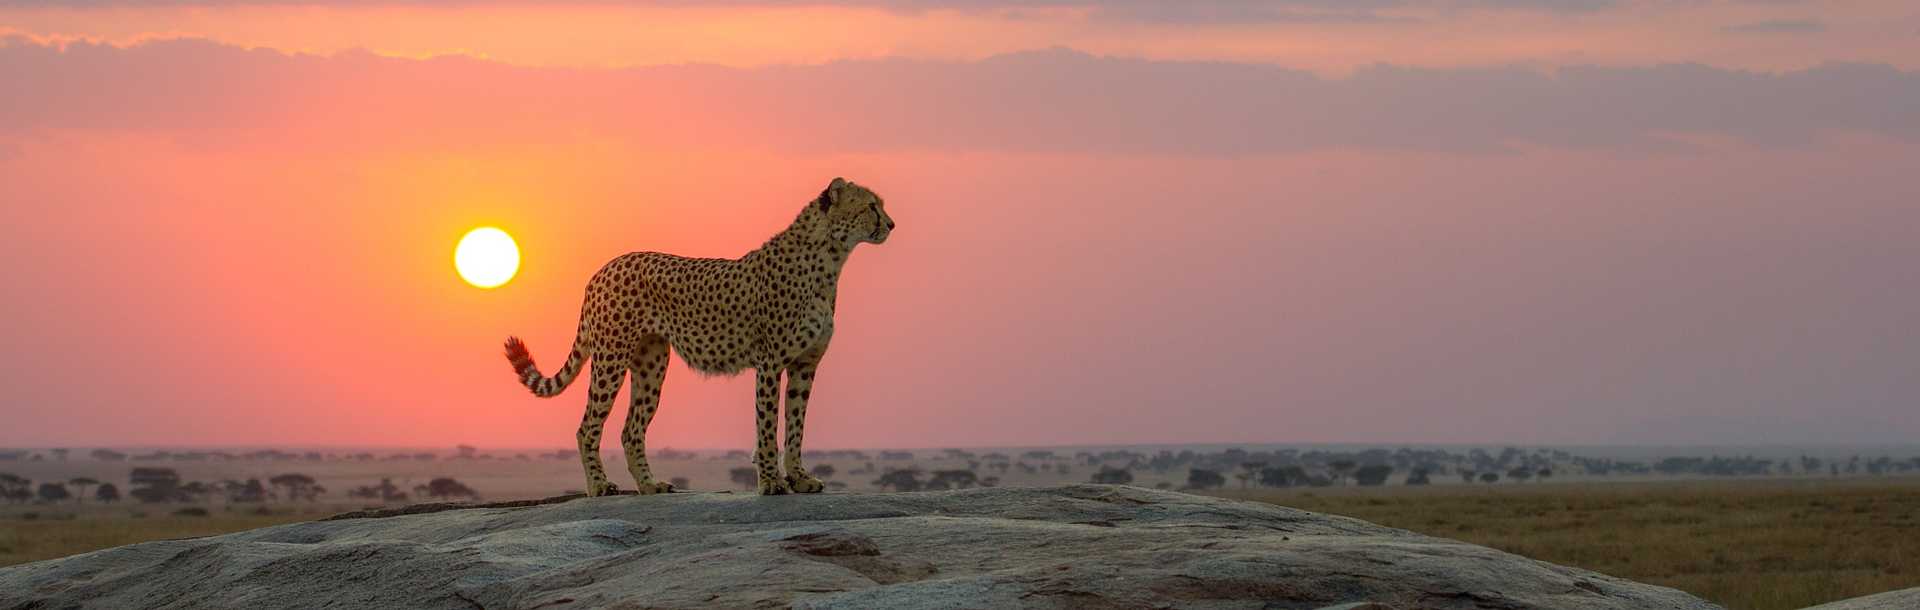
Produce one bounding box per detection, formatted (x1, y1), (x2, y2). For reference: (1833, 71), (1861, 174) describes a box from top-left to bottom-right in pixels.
(5, 2), (1919, 72)
(2, 1), (1918, 450)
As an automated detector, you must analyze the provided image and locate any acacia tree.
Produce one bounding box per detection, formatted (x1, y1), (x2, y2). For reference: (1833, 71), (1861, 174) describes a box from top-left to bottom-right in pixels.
(1186, 468), (1226, 490)
(1405, 468), (1432, 486)
(1353, 464), (1394, 486)
(38, 482), (71, 503)
(435, 478), (477, 500)
(269, 474), (319, 502)
(1236, 462), (1266, 489)
(67, 477), (100, 503)
(872, 469), (924, 492)
(1327, 460), (1358, 486)
(0, 473), (30, 504)
(927, 469), (979, 490)
(1089, 466), (1134, 485)
(95, 483), (121, 503)
(728, 467), (757, 490)
(130, 467), (185, 503)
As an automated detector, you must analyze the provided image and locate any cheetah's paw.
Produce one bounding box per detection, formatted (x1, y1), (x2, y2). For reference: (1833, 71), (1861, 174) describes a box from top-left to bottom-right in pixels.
(585, 480), (620, 497)
(632, 479), (676, 495)
(786, 472), (825, 494)
(757, 473), (793, 495)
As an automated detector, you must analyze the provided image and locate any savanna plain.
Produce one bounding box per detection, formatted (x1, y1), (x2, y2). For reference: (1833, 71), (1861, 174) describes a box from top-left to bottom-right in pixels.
(2, 446), (1916, 610)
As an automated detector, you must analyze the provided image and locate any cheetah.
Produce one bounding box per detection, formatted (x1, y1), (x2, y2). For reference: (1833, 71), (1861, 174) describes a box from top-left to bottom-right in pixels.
(503, 178), (894, 496)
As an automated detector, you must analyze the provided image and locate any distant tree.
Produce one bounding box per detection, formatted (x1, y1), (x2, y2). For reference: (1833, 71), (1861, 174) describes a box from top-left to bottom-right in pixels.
(812, 464), (836, 479)
(1186, 468), (1226, 490)
(1799, 455), (1823, 474)
(1259, 465), (1310, 488)
(269, 473), (319, 502)
(227, 479), (269, 503)
(37, 482), (71, 503)
(1353, 464), (1393, 487)
(1459, 470), (1477, 484)
(1239, 462), (1267, 488)
(1405, 468), (1431, 486)
(130, 467), (185, 503)
(0, 473), (32, 504)
(95, 483), (121, 503)
(1479, 472), (1500, 484)
(1327, 460), (1358, 486)
(1506, 467), (1533, 484)
(345, 478), (408, 503)
(180, 481), (215, 503)
(421, 477), (479, 500)
(979, 476), (1001, 488)
(91, 449), (128, 462)
(669, 476), (690, 490)
(873, 469), (924, 492)
(51, 448), (69, 461)
(457, 445), (477, 459)
(67, 477), (101, 503)
(729, 467), (758, 490)
(1536, 468), (1553, 481)
(376, 478), (407, 502)
(1089, 466), (1134, 485)
(926, 469), (979, 490)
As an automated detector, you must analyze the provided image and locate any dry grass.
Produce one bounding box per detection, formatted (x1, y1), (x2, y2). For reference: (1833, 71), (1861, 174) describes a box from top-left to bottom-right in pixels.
(1218, 478), (1920, 610)
(0, 506), (324, 567)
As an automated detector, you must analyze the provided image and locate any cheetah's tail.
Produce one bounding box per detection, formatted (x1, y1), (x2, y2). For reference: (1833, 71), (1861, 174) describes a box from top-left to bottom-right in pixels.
(503, 336), (587, 398)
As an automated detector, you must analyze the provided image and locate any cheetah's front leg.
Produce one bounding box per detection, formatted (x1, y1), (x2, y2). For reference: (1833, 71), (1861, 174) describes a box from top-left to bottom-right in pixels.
(753, 369), (792, 495)
(782, 358), (825, 493)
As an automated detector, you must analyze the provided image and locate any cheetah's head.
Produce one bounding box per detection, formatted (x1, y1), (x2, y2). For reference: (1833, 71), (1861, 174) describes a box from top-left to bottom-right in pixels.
(814, 177), (893, 246)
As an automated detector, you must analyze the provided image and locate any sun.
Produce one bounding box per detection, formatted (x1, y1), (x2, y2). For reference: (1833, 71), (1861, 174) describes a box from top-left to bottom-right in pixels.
(454, 227), (520, 289)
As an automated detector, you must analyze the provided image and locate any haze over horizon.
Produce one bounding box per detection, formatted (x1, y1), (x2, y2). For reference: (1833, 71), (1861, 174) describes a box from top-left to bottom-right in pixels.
(2, 1), (1916, 450)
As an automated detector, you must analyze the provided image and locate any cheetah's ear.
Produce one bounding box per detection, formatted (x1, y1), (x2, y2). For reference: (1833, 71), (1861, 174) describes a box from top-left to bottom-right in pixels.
(817, 177), (847, 213)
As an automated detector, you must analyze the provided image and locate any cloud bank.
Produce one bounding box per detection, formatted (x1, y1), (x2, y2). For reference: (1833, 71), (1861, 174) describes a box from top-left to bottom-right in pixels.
(3, 37), (1915, 155)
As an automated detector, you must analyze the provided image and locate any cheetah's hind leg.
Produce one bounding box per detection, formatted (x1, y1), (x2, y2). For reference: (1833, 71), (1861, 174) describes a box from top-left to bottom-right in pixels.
(621, 338), (675, 495)
(577, 356), (627, 497)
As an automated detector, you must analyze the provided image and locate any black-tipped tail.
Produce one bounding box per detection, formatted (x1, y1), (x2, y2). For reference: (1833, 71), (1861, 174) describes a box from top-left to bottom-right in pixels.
(503, 336), (585, 397)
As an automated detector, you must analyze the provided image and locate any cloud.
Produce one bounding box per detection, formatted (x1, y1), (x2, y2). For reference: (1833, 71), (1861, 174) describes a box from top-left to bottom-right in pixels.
(0, 0), (1624, 23)
(1722, 18), (1826, 34)
(2, 37), (1914, 155)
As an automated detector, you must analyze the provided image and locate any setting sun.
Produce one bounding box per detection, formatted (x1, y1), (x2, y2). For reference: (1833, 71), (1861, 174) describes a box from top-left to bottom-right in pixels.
(454, 227), (519, 289)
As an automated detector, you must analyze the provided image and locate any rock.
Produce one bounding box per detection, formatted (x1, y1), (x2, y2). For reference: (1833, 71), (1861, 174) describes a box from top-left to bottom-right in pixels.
(1804, 586), (1920, 610)
(0, 485), (1718, 609)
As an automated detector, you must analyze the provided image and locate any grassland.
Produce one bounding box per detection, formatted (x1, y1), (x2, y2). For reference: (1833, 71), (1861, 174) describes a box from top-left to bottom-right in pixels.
(5, 478), (1917, 609)
(0, 505), (325, 567)
(1219, 478), (1920, 610)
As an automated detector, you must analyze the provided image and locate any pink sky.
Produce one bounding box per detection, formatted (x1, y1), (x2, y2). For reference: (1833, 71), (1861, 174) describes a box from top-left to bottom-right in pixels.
(2, 1), (1917, 450)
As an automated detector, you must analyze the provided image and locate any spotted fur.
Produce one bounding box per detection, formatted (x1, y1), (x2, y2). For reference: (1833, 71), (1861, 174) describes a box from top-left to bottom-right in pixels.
(505, 178), (894, 496)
